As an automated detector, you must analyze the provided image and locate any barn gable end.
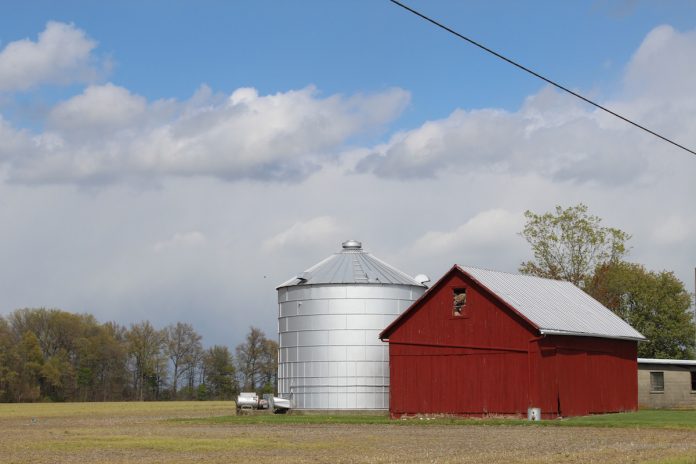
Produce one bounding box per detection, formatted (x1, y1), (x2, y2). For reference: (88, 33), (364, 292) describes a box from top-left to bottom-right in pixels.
(382, 266), (539, 345)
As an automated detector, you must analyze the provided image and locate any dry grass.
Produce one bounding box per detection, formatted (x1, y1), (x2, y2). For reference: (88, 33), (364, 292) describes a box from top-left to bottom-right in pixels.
(1, 402), (696, 463)
(0, 400), (234, 419)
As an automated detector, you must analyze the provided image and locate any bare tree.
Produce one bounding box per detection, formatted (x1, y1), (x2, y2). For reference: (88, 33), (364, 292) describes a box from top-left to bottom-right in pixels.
(165, 322), (202, 398)
(235, 327), (266, 391)
(182, 343), (203, 399)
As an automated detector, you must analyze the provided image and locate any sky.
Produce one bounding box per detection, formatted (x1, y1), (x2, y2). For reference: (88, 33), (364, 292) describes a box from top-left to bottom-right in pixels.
(1, 0), (695, 348)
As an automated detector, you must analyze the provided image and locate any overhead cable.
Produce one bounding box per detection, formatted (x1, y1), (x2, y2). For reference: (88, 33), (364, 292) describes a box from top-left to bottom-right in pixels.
(390, 0), (696, 157)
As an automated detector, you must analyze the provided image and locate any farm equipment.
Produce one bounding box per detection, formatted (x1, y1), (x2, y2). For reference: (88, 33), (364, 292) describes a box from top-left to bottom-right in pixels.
(265, 394), (291, 414)
(236, 392), (291, 414)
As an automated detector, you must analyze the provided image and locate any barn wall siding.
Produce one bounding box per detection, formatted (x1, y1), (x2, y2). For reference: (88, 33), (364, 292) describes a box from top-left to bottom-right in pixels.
(544, 336), (637, 416)
(386, 269), (639, 418)
(390, 349), (529, 416)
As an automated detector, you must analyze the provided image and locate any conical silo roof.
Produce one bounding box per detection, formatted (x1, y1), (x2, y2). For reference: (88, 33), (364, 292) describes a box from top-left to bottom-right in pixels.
(277, 240), (426, 288)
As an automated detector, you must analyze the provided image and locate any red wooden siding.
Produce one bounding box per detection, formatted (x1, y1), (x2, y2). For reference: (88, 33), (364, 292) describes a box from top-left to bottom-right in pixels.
(385, 268), (638, 418)
(539, 336), (637, 416)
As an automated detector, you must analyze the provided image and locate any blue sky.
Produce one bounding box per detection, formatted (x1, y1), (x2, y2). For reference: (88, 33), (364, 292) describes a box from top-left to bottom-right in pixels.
(0, 1), (695, 346)
(4, 1), (695, 124)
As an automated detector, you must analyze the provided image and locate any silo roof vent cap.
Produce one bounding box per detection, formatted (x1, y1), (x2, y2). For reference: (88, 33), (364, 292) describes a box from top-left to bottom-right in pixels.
(296, 272), (312, 283)
(341, 240), (362, 250)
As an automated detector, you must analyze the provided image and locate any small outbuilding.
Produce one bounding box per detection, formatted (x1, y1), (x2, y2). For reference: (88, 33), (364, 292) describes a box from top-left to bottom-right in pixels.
(379, 265), (645, 418)
(637, 358), (696, 409)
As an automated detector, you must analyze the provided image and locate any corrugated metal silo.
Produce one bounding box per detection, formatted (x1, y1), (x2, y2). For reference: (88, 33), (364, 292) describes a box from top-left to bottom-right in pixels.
(277, 240), (427, 410)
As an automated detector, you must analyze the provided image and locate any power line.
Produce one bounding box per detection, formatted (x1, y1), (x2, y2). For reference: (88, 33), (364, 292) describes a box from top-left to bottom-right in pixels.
(389, 0), (696, 158)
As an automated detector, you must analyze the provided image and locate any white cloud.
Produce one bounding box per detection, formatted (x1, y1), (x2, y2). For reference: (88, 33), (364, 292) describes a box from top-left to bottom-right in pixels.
(409, 209), (526, 270)
(263, 216), (340, 252)
(48, 83), (148, 134)
(0, 85), (409, 184)
(153, 231), (207, 253)
(0, 115), (29, 161)
(413, 209), (523, 254)
(0, 21), (105, 92)
(357, 88), (653, 185)
(623, 25), (696, 100)
(652, 216), (691, 245)
(357, 25), (696, 187)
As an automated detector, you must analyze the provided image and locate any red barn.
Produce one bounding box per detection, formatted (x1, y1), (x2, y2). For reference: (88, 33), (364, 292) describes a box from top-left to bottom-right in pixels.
(379, 265), (645, 418)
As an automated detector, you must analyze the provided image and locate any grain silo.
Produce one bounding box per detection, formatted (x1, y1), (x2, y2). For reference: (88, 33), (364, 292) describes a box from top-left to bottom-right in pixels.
(277, 240), (428, 410)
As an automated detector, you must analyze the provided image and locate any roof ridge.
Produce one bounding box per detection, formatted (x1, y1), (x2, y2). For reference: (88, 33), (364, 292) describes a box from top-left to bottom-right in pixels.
(457, 264), (575, 285)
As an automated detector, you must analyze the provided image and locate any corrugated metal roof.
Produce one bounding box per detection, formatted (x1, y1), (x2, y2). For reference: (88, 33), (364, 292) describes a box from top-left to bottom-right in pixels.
(637, 358), (696, 366)
(459, 265), (645, 341)
(277, 241), (426, 288)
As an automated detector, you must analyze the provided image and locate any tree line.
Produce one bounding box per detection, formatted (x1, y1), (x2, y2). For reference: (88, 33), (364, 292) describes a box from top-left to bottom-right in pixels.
(0, 308), (277, 403)
(519, 204), (696, 359)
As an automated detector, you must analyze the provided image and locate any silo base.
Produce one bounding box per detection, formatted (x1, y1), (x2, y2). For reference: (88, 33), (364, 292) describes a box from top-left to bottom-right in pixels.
(284, 409), (389, 416)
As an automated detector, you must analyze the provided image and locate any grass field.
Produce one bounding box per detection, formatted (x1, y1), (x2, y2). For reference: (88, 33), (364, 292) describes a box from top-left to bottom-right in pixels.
(182, 409), (696, 429)
(2, 402), (696, 463)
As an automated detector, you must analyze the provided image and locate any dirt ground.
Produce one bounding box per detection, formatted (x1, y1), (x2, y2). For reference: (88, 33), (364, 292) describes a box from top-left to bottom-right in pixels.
(2, 402), (696, 464)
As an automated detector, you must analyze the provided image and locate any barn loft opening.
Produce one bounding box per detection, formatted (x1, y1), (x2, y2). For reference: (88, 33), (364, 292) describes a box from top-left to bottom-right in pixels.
(453, 288), (467, 316)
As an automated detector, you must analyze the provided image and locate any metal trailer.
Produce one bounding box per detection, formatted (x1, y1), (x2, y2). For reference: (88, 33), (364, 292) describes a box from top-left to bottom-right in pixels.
(276, 240), (428, 410)
(237, 392), (289, 414)
(237, 392), (260, 410)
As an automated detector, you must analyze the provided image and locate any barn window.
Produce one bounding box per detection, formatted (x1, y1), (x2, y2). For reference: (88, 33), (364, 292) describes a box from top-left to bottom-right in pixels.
(453, 288), (467, 316)
(691, 371), (696, 392)
(650, 372), (664, 393)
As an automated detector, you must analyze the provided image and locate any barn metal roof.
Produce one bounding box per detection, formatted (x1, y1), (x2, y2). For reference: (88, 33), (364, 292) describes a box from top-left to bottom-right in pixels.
(277, 240), (427, 289)
(459, 266), (646, 341)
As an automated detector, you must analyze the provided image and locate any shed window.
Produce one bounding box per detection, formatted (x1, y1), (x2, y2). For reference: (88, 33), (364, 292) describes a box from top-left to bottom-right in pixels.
(691, 371), (696, 392)
(650, 371), (664, 392)
(453, 288), (467, 316)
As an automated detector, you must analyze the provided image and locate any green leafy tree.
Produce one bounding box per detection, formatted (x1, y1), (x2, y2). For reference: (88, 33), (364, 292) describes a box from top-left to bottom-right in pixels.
(519, 204), (630, 285)
(202, 345), (237, 399)
(126, 321), (166, 401)
(196, 383), (208, 400)
(6, 308), (111, 401)
(8, 308), (93, 359)
(0, 316), (18, 402)
(587, 262), (695, 359)
(15, 331), (44, 402)
(97, 322), (129, 401)
(41, 349), (75, 401)
(73, 322), (128, 401)
(258, 338), (279, 394)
